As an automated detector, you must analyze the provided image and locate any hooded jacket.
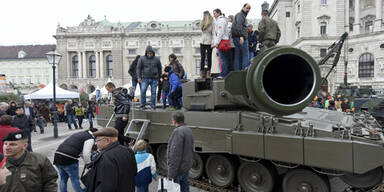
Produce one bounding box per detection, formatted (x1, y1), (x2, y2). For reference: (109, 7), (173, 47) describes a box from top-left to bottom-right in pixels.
(136, 46), (162, 79)
(169, 70), (182, 93)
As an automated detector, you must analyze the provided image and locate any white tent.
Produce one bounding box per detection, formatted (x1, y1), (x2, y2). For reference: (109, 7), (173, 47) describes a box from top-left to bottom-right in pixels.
(24, 83), (80, 100)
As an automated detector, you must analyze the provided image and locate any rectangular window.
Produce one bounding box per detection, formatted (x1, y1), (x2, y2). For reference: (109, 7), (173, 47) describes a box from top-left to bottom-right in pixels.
(320, 48), (327, 58)
(321, 0), (327, 4)
(128, 49), (136, 55)
(195, 59), (201, 75)
(172, 48), (182, 54)
(286, 12), (291, 18)
(320, 22), (327, 35)
(365, 21), (373, 33)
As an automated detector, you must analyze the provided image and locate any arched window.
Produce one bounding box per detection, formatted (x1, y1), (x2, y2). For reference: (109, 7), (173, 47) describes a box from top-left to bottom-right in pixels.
(89, 55), (96, 77)
(358, 53), (374, 78)
(106, 55), (113, 77)
(72, 55), (78, 77)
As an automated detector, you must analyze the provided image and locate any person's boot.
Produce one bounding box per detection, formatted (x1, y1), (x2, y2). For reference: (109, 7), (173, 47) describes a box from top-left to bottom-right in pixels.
(200, 70), (205, 79)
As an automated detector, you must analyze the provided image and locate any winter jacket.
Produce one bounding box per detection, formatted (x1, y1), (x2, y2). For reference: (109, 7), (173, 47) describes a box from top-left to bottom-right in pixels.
(169, 61), (185, 79)
(167, 124), (194, 178)
(0, 151), (58, 192)
(36, 116), (47, 128)
(75, 106), (84, 117)
(85, 142), (137, 192)
(112, 87), (134, 118)
(161, 74), (170, 92)
(200, 23), (215, 45)
(231, 10), (248, 38)
(0, 125), (20, 154)
(248, 31), (258, 52)
(65, 103), (76, 116)
(258, 16), (281, 43)
(136, 46), (162, 79)
(128, 59), (138, 81)
(169, 71), (182, 93)
(134, 150), (157, 187)
(213, 15), (229, 46)
(12, 114), (34, 132)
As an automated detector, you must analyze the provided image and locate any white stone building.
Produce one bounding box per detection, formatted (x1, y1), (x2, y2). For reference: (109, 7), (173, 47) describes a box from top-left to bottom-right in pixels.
(55, 15), (259, 93)
(0, 45), (56, 94)
(269, 0), (384, 94)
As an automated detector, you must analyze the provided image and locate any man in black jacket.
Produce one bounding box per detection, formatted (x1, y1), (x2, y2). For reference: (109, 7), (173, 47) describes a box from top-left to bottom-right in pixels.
(85, 128), (137, 192)
(232, 3), (251, 71)
(65, 100), (78, 130)
(136, 46), (162, 109)
(11, 107), (34, 151)
(128, 55), (141, 97)
(105, 82), (134, 145)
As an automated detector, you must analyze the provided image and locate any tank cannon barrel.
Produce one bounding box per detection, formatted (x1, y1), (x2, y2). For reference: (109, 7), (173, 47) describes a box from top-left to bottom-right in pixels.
(225, 46), (321, 115)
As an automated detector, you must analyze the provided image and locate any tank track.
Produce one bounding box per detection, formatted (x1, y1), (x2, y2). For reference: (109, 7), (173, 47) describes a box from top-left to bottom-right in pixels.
(157, 170), (237, 192)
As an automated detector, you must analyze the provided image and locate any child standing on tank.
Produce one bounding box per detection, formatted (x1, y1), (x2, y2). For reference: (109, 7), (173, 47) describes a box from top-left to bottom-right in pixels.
(160, 71), (170, 109)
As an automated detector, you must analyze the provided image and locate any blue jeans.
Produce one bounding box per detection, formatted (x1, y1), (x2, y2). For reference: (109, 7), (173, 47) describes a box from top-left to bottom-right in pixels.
(56, 162), (84, 192)
(162, 90), (169, 106)
(249, 50), (255, 65)
(218, 50), (229, 77)
(140, 78), (157, 108)
(25, 131), (32, 151)
(67, 115), (78, 129)
(174, 172), (189, 192)
(136, 185), (149, 192)
(233, 37), (249, 70)
(88, 113), (93, 128)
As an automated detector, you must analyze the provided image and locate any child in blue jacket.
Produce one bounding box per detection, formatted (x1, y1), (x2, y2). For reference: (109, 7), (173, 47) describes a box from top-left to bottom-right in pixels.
(134, 139), (157, 192)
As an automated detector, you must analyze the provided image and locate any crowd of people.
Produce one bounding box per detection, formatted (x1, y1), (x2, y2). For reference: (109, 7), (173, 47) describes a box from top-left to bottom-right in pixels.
(128, 3), (280, 110)
(311, 94), (355, 112)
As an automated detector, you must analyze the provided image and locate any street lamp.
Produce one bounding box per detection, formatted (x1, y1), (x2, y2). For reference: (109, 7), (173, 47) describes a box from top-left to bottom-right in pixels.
(46, 51), (62, 138)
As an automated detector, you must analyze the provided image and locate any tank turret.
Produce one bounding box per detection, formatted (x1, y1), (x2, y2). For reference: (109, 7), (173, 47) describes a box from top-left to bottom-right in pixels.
(183, 46), (321, 116)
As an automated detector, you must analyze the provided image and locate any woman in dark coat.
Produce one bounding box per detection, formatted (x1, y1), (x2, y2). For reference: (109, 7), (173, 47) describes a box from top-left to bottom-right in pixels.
(39, 104), (50, 122)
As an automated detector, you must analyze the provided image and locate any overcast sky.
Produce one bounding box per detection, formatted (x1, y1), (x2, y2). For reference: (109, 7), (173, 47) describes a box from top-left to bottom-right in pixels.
(0, 0), (273, 46)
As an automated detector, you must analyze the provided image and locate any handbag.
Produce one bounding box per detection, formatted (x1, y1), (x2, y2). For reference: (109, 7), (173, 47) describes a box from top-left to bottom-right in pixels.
(158, 178), (180, 192)
(218, 39), (231, 52)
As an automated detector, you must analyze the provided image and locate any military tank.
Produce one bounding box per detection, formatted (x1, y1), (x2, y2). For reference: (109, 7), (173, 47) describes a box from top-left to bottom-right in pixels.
(98, 46), (384, 192)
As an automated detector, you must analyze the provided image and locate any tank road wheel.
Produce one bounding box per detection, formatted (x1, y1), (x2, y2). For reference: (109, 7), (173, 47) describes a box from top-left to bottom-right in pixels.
(237, 162), (276, 192)
(341, 167), (383, 189)
(282, 169), (330, 192)
(156, 144), (168, 173)
(189, 153), (204, 179)
(205, 154), (235, 187)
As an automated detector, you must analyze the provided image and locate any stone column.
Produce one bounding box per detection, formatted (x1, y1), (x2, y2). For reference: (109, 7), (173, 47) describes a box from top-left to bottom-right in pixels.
(77, 51), (82, 78)
(83, 51), (87, 78)
(374, 0), (383, 32)
(345, 0), (350, 32)
(66, 52), (71, 78)
(100, 51), (104, 78)
(95, 51), (100, 78)
(353, 0), (360, 35)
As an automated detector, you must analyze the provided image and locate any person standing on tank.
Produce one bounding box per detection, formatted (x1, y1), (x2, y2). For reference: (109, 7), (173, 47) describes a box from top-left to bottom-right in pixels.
(105, 82), (134, 145)
(258, 9), (281, 52)
(199, 11), (215, 79)
(136, 46), (162, 110)
(232, 3), (251, 70)
(128, 55), (141, 97)
(167, 112), (194, 192)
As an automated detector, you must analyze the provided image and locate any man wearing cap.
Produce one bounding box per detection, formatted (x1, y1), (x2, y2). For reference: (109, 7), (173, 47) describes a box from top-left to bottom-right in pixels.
(258, 9), (281, 52)
(53, 127), (98, 192)
(11, 106), (34, 151)
(84, 128), (137, 192)
(0, 131), (58, 191)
